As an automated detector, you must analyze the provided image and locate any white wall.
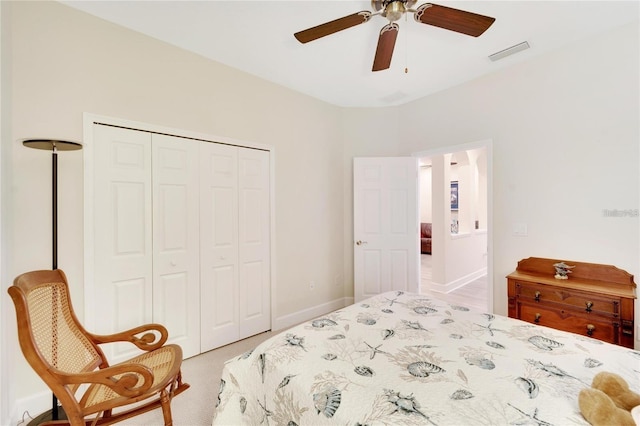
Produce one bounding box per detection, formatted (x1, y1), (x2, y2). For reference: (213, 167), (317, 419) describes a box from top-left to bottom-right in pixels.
(337, 21), (639, 348)
(397, 22), (639, 323)
(2, 1), (638, 421)
(340, 107), (403, 303)
(5, 0), (346, 416)
(0, 2), (13, 425)
(419, 167), (432, 223)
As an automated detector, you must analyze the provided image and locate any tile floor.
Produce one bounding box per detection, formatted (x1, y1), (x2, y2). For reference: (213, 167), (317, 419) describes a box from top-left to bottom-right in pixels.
(419, 254), (489, 312)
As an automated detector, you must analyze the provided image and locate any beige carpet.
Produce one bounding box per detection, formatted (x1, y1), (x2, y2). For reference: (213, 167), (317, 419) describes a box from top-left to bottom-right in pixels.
(121, 330), (276, 426)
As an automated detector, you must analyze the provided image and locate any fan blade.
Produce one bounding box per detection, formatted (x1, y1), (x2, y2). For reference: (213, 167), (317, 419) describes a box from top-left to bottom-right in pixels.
(294, 11), (372, 43)
(414, 3), (495, 37)
(372, 23), (399, 72)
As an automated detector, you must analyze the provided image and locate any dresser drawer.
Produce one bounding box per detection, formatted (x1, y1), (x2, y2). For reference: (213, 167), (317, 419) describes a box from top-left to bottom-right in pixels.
(519, 303), (617, 344)
(508, 258), (636, 349)
(515, 281), (620, 316)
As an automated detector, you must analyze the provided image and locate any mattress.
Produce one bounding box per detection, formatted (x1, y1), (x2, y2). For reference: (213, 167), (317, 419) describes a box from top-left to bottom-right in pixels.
(213, 291), (639, 425)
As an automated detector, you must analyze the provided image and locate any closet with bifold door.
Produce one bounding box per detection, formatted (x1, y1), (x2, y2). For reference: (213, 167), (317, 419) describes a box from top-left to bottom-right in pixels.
(199, 142), (271, 352)
(89, 123), (271, 362)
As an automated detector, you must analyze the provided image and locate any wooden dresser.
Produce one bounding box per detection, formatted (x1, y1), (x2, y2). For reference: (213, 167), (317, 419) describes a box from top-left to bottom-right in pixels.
(507, 257), (636, 348)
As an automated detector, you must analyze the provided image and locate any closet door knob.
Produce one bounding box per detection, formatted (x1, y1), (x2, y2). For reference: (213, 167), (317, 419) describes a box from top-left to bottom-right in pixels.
(356, 240), (368, 246)
(170, 260), (177, 267)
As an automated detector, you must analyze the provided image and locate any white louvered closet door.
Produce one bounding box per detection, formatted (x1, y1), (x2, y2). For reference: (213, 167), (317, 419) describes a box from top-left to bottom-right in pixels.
(151, 134), (201, 358)
(93, 125), (153, 363)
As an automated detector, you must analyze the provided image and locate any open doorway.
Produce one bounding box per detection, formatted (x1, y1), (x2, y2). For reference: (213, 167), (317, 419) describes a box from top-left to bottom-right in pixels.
(414, 141), (491, 312)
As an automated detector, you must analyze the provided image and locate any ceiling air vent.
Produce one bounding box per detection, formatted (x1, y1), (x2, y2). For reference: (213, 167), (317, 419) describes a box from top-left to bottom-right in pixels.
(489, 41), (530, 62)
(379, 90), (409, 104)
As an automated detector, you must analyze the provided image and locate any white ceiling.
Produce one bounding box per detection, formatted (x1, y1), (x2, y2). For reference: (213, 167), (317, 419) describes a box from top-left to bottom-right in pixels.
(60, 1), (639, 108)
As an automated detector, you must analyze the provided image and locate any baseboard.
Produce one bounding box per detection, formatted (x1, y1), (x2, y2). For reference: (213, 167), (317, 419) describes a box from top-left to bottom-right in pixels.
(272, 296), (353, 331)
(12, 390), (51, 426)
(424, 268), (487, 294)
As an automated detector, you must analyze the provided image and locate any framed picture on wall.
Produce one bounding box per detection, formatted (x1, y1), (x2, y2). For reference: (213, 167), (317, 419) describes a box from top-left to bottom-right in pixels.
(451, 181), (459, 210)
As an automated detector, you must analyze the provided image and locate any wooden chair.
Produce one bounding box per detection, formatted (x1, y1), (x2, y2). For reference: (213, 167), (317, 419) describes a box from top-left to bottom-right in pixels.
(7, 269), (189, 426)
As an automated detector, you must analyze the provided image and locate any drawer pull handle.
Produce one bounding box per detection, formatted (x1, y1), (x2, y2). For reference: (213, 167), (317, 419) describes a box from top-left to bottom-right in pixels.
(585, 302), (593, 313)
(586, 324), (595, 336)
(534, 313), (541, 323)
(534, 291), (541, 302)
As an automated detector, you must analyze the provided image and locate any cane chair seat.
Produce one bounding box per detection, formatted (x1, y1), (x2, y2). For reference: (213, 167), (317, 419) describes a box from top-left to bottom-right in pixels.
(82, 345), (183, 414)
(8, 269), (189, 426)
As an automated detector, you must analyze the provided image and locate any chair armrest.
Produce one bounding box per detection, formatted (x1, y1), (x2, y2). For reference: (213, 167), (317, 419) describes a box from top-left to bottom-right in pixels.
(60, 363), (154, 398)
(90, 324), (168, 352)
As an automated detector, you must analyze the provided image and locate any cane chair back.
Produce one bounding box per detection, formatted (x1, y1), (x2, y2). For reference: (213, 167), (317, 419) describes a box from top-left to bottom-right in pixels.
(8, 269), (189, 425)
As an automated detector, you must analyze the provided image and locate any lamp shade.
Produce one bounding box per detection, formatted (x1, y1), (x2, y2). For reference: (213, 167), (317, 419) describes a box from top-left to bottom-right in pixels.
(23, 139), (82, 151)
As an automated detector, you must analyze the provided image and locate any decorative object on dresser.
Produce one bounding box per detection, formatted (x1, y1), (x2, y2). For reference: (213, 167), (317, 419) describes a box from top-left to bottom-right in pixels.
(553, 261), (575, 279)
(507, 257), (636, 348)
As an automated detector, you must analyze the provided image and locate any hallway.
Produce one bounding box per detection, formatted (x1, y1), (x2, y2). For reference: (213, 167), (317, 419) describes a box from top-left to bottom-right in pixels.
(420, 254), (488, 312)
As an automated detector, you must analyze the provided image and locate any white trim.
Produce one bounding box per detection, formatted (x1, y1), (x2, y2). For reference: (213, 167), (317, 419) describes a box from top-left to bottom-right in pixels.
(450, 232), (471, 240)
(11, 390), (50, 426)
(269, 150), (277, 333)
(412, 139), (492, 159)
(82, 112), (277, 334)
(272, 297), (353, 332)
(83, 113), (271, 151)
(82, 114), (95, 329)
(422, 268), (488, 294)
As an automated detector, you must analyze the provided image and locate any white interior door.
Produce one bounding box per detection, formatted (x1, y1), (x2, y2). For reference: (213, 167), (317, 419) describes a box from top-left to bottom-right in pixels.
(200, 143), (240, 351)
(238, 148), (271, 338)
(353, 157), (419, 302)
(151, 134), (200, 358)
(93, 125), (153, 362)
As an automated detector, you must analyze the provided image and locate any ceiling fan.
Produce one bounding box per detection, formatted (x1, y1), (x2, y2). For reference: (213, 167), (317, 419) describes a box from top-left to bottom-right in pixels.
(294, 0), (495, 72)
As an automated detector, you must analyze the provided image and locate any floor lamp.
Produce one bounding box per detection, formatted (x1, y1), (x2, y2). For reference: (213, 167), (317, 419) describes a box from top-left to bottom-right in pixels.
(23, 139), (82, 423)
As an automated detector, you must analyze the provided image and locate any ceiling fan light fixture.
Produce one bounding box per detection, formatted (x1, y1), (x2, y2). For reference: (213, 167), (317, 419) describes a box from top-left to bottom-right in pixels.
(297, 1), (495, 72)
(384, 1), (406, 22)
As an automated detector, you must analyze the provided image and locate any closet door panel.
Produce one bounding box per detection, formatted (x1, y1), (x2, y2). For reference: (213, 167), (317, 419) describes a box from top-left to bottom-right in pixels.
(93, 125), (153, 362)
(211, 265), (236, 325)
(90, 120), (272, 358)
(200, 143), (240, 352)
(155, 272), (189, 339)
(238, 149), (271, 338)
(152, 134), (201, 358)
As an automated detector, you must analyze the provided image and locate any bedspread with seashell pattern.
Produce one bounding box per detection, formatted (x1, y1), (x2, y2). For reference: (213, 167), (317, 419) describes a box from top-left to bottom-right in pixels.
(213, 291), (639, 425)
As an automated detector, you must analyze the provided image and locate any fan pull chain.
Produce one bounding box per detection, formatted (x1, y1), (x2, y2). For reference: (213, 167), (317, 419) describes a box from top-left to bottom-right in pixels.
(404, 13), (409, 73)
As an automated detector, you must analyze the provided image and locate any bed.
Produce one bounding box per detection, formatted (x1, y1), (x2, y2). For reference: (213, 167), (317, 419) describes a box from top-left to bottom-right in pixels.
(213, 291), (640, 425)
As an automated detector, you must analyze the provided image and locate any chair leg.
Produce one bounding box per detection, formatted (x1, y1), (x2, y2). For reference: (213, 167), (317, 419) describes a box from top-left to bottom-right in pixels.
(160, 389), (173, 426)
